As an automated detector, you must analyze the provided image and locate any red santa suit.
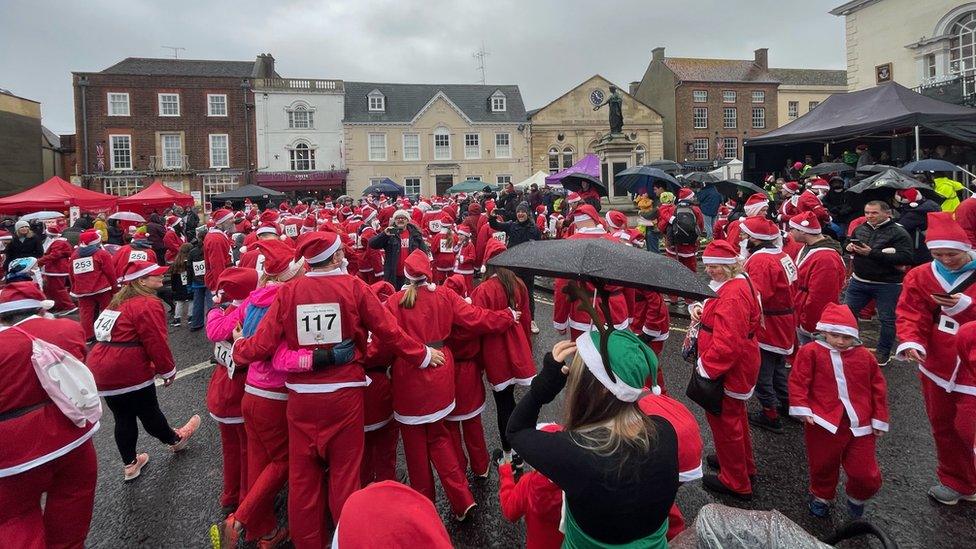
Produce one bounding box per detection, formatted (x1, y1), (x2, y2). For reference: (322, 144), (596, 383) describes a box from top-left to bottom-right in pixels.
(204, 211), (235, 291)
(657, 198), (704, 272)
(385, 250), (516, 516)
(789, 304), (888, 504)
(895, 214), (976, 497)
(112, 241), (157, 281)
(0, 302), (97, 549)
(796, 189), (831, 226)
(790, 213), (846, 340)
(37, 229), (74, 311)
(498, 424), (565, 549)
(232, 232), (431, 549)
(695, 240), (762, 495)
(430, 223), (457, 285)
(741, 219), (797, 357)
(453, 230), (476, 293)
(632, 290), (670, 390)
(163, 226), (184, 263)
(358, 226), (384, 284)
(68, 231), (117, 341)
(333, 480), (453, 549)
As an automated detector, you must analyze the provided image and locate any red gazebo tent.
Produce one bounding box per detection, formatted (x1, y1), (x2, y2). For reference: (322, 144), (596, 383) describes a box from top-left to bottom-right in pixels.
(0, 176), (118, 214)
(116, 180), (194, 215)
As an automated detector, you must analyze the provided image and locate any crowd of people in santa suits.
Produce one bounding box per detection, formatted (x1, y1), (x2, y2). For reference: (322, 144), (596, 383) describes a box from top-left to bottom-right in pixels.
(3, 173), (976, 548)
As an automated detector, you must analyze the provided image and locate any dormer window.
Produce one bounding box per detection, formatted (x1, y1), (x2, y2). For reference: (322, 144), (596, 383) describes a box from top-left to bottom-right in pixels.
(368, 90), (385, 112)
(490, 90), (506, 112)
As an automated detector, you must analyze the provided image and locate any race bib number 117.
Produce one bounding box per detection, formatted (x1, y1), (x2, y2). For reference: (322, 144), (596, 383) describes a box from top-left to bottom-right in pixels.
(296, 303), (342, 346)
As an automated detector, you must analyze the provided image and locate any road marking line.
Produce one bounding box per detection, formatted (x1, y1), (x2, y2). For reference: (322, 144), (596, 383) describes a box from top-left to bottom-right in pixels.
(155, 360), (213, 386)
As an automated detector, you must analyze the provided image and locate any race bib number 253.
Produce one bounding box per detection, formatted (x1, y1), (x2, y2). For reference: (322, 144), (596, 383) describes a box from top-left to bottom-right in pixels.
(296, 303), (342, 346)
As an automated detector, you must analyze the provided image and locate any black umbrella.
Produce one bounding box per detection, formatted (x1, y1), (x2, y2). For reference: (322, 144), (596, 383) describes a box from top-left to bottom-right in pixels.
(614, 166), (681, 194)
(847, 169), (942, 201)
(713, 179), (766, 199)
(856, 164), (912, 176)
(361, 178), (404, 197)
(681, 172), (720, 184)
(805, 162), (855, 176)
(903, 158), (959, 173)
(561, 173), (607, 196)
(646, 159), (683, 173)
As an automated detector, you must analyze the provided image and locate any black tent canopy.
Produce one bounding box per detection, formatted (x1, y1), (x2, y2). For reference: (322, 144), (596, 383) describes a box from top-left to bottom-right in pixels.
(211, 184), (286, 201)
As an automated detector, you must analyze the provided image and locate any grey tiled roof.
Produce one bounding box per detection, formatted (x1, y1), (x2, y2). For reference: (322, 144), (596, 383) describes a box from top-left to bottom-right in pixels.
(663, 58), (778, 83)
(344, 82), (527, 123)
(41, 126), (60, 148)
(770, 68), (847, 87)
(99, 57), (269, 78)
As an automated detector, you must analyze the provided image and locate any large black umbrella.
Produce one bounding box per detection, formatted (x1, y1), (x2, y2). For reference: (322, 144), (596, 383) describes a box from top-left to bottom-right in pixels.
(561, 173), (607, 196)
(681, 172), (720, 184)
(903, 158), (959, 173)
(856, 164), (911, 176)
(211, 184), (285, 201)
(805, 162), (855, 176)
(614, 166), (680, 194)
(361, 178), (404, 197)
(847, 169), (941, 201)
(713, 179), (766, 199)
(646, 159), (683, 173)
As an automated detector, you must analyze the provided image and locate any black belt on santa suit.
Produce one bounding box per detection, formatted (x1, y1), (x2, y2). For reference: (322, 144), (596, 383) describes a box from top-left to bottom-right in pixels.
(699, 323), (756, 339)
(94, 340), (142, 348)
(427, 340), (444, 349)
(0, 400), (50, 422)
(763, 307), (795, 316)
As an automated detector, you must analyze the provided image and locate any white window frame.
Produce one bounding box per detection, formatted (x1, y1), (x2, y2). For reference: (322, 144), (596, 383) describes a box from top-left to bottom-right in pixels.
(692, 90), (707, 103)
(496, 174), (512, 185)
(562, 146), (574, 169)
(464, 133), (481, 159)
(402, 133), (421, 161)
(158, 93), (180, 117)
(404, 176), (422, 196)
(495, 132), (511, 158)
(109, 134), (132, 170)
(290, 142), (315, 171)
(491, 93), (507, 112)
(788, 101), (798, 120)
(722, 90), (736, 103)
(723, 107), (737, 129)
(368, 91), (385, 112)
(202, 174), (239, 201)
(288, 104), (314, 129)
(107, 92), (130, 116)
(634, 145), (646, 165)
(751, 107), (765, 129)
(368, 133), (388, 161)
(161, 133), (183, 168)
(693, 107), (708, 129)
(693, 138), (709, 161)
(723, 137), (738, 160)
(548, 147), (560, 173)
(434, 128), (451, 160)
(752, 90), (765, 103)
(209, 134), (229, 168)
(102, 177), (142, 197)
(207, 94), (228, 117)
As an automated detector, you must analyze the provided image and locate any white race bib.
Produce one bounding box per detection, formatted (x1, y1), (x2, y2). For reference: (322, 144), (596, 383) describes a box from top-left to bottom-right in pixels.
(213, 341), (237, 378)
(400, 237), (409, 249)
(429, 220), (442, 233)
(492, 231), (507, 243)
(94, 309), (121, 342)
(72, 257), (94, 274)
(192, 261), (206, 276)
(284, 224), (298, 238)
(780, 256), (798, 284)
(180, 272), (188, 286)
(296, 303), (342, 346)
(439, 239), (453, 253)
(129, 250), (149, 262)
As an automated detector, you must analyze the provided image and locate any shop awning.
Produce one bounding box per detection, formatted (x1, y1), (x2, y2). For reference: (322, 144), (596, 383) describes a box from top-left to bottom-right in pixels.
(254, 170), (348, 191)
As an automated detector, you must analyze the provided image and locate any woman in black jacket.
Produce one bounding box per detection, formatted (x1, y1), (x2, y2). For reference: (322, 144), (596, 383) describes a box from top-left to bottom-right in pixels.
(368, 210), (428, 287)
(489, 202), (542, 331)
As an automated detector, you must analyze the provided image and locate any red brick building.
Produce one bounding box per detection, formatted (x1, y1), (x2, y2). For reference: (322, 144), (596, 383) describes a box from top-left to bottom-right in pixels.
(72, 55), (277, 204)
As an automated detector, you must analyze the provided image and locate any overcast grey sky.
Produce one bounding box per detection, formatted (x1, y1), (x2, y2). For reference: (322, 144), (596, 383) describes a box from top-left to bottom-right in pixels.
(2, 0), (846, 134)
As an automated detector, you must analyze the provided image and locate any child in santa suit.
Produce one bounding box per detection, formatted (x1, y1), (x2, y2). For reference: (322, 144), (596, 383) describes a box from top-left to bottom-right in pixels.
(430, 212), (457, 285)
(163, 215), (185, 263)
(112, 233), (157, 280)
(497, 423), (564, 549)
(205, 267), (260, 515)
(68, 229), (117, 341)
(789, 303), (888, 518)
(386, 250), (518, 520)
(0, 282), (98, 548)
(332, 481), (453, 548)
(37, 225), (75, 313)
(632, 290), (670, 391)
(453, 225), (476, 294)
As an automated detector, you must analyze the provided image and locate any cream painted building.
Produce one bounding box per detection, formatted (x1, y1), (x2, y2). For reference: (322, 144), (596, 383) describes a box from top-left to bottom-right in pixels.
(769, 68), (848, 126)
(831, 0), (976, 100)
(342, 82), (530, 197)
(527, 75), (663, 174)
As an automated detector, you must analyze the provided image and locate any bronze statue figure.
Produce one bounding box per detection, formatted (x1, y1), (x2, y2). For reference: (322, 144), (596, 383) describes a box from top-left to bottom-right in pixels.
(593, 85), (623, 135)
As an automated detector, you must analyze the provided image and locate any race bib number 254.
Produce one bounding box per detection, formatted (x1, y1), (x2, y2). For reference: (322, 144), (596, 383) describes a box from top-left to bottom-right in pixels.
(296, 303), (342, 346)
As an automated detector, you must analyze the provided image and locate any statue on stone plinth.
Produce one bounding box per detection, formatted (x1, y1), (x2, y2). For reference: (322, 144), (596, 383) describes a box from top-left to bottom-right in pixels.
(593, 85), (623, 135)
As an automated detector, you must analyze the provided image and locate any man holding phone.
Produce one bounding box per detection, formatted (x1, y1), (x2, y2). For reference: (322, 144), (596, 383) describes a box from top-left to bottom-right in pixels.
(844, 200), (914, 365)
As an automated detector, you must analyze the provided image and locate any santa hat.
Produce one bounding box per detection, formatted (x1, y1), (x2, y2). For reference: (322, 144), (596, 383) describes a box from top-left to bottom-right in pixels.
(166, 215), (182, 228)
(576, 329), (660, 399)
(295, 231), (342, 265)
(259, 209), (279, 224)
(566, 192), (582, 204)
(403, 249), (436, 290)
(440, 212), (455, 227)
(79, 229), (101, 246)
(467, 202), (482, 215)
(789, 211), (821, 234)
(605, 210), (628, 230)
(740, 216), (779, 241)
(0, 281), (53, 314)
(361, 205), (378, 224)
(677, 188), (695, 202)
(816, 302), (860, 339)
(793, 161), (805, 170)
(211, 208), (234, 226)
(121, 260), (168, 283)
(456, 224), (472, 238)
(233, 211), (246, 222)
(809, 178), (829, 192)
(442, 274), (468, 299)
(334, 481), (453, 549)
(369, 280), (396, 303)
(392, 209), (411, 222)
(255, 239), (303, 280)
(572, 204), (602, 227)
(895, 188), (922, 207)
(255, 222), (279, 237)
(45, 224), (62, 236)
(743, 194), (769, 217)
(213, 267), (259, 304)
(0, 230), (11, 241)
(781, 181), (800, 195)
(925, 212), (973, 252)
(483, 238), (508, 267)
(301, 216), (317, 234)
(702, 240), (740, 264)
(534, 205), (546, 215)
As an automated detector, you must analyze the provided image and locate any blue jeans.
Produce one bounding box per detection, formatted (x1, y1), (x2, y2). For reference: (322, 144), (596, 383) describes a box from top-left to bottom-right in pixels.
(645, 230), (660, 254)
(703, 215), (716, 238)
(844, 278), (902, 358)
(190, 287), (212, 329)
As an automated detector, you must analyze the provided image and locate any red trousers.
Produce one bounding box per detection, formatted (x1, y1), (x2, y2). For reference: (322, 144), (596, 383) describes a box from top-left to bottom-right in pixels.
(399, 419), (475, 515)
(921, 374), (976, 495)
(288, 389), (364, 549)
(362, 422), (398, 485)
(43, 276), (74, 311)
(237, 393), (288, 540)
(705, 396), (756, 494)
(77, 291), (112, 341)
(457, 273), (474, 294)
(432, 269), (452, 285)
(804, 420), (881, 502)
(218, 422), (248, 508)
(0, 439), (97, 549)
(447, 415), (490, 476)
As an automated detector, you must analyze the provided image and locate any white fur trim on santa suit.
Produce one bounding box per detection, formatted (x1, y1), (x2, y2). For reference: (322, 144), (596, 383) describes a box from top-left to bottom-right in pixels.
(641, 327), (669, 341)
(0, 422), (100, 478)
(679, 463), (704, 482)
(926, 240), (973, 252)
(364, 415), (393, 432)
(244, 385), (288, 401)
(394, 400), (456, 425)
(0, 298), (54, 315)
(445, 402), (486, 422)
(575, 331), (644, 402)
(490, 376), (535, 392)
(209, 412), (245, 424)
(286, 377), (372, 394)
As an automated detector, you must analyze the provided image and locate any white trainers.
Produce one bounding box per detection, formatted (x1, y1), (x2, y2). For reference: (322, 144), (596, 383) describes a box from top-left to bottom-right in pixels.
(530, 320), (540, 334)
(169, 414), (201, 453)
(123, 453), (149, 481)
(928, 483), (976, 505)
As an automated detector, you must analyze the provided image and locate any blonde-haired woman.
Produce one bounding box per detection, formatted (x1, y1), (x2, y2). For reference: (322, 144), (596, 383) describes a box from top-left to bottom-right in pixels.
(507, 329), (679, 547)
(689, 239), (762, 499)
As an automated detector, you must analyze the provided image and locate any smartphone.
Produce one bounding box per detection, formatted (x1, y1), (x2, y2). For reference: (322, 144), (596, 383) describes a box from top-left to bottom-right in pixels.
(931, 292), (953, 299)
(848, 238), (861, 246)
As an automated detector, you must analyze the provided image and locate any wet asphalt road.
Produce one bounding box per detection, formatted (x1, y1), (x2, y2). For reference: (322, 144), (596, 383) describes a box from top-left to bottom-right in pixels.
(82, 289), (976, 548)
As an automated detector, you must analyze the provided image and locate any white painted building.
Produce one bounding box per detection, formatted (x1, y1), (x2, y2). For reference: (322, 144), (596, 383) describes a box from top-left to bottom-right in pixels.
(252, 77), (348, 195)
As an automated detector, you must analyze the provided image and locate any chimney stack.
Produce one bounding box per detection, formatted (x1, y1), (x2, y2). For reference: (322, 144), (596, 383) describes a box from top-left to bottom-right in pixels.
(629, 81), (640, 95)
(754, 48), (768, 70)
(254, 53), (276, 78)
(652, 47), (665, 62)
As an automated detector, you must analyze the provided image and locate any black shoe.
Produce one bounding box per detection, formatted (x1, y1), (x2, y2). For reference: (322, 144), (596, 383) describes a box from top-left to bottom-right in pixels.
(511, 452), (524, 470)
(706, 453), (720, 470)
(748, 410), (784, 434)
(189, 324), (204, 332)
(875, 352), (891, 367)
(491, 448), (505, 466)
(702, 473), (753, 500)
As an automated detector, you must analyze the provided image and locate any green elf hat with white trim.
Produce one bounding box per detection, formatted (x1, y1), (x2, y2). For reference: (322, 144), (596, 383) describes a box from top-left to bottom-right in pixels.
(575, 329), (660, 401)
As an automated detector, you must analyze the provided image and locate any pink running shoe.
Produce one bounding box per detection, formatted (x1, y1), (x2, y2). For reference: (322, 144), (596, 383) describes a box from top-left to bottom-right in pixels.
(123, 453), (150, 482)
(170, 414), (201, 452)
